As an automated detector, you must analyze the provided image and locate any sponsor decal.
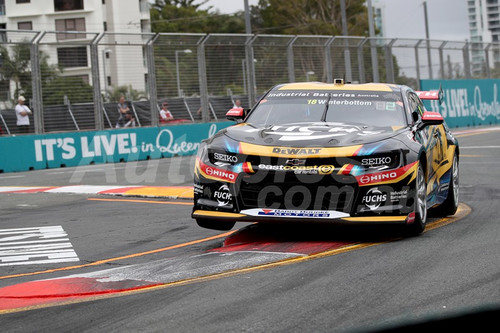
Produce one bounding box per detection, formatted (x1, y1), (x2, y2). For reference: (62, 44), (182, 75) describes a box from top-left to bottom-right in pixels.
(265, 125), (382, 142)
(213, 184), (232, 206)
(361, 188), (387, 210)
(194, 183), (204, 195)
(361, 156), (392, 166)
(390, 189), (408, 201)
(356, 161), (418, 186)
(359, 172), (397, 185)
(285, 159), (306, 166)
(258, 164), (335, 175)
(240, 208), (350, 219)
(213, 152), (238, 163)
(272, 147), (321, 155)
(198, 160), (238, 183)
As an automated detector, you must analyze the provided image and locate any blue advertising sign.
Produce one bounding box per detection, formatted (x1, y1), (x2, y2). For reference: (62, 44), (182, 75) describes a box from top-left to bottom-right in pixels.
(0, 122), (233, 173)
(420, 79), (500, 128)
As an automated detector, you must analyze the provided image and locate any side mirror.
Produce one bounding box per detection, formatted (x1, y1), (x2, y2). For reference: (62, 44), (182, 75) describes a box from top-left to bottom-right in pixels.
(418, 111), (444, 129)
(226, 107), (245, 122)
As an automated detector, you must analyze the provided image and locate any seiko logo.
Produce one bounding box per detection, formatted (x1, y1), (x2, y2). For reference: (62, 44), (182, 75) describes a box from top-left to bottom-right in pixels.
(360, 172), (397, 184)
(213, 152), (238, 163)
(361, 157), (392, 166)
(272, 147), (321, 155)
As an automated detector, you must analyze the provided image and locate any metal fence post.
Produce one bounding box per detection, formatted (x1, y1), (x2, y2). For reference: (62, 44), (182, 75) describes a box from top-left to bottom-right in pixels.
(287, 36), (298, 82)
(438, 41), (447, 79)
(485, 43), (492, 79)
(463, 41), (472, 79)
(358, 38), (368, 83)
(30, 31), (45, 134)
(147, 33), (160, 126)
(197, 35), (210, 123)
(385, 39), (396, 83)
(324, 37), (335, 83)
(90, 32), (104, 131)
(245, 34), (257, 106)
(415, 40), (422, 90)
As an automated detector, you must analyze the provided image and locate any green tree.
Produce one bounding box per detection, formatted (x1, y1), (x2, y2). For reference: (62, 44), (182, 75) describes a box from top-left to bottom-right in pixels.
(257, 0), (369, 35)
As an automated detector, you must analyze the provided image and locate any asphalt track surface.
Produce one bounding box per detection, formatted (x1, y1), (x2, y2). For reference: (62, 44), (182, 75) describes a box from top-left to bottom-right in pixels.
(0, 126), (499, 332)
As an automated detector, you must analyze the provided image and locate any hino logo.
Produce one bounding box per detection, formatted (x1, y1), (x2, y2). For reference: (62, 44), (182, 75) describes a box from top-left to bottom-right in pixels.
(285, 159), (306, 166)
(359, 172), (398, 184)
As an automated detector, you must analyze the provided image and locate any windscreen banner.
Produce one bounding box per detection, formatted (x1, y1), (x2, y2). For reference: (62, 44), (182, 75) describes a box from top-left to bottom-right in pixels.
(420, 79), (500, 128)
(0, 122), (233, 173)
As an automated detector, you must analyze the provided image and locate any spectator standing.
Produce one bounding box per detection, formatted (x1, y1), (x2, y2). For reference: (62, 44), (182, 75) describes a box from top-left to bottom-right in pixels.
(159, 102), (174, 124)
(233, 99), (242, 108)
(15, 96), (32, 134)
(115, 96), (130, 128)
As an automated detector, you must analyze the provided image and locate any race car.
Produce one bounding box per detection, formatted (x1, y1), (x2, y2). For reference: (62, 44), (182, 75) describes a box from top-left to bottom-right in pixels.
(192, 80), (459, 235)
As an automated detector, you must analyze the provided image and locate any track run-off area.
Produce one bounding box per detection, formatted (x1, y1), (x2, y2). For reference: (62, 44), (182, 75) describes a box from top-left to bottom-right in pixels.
(0, 126), (499, 332)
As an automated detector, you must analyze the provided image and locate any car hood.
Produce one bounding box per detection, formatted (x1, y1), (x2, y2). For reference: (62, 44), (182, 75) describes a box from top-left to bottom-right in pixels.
(223, 122), (405, 147)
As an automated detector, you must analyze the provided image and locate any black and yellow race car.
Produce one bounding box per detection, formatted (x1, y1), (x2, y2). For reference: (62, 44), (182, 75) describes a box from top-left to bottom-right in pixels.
(192, 80), (459, 235)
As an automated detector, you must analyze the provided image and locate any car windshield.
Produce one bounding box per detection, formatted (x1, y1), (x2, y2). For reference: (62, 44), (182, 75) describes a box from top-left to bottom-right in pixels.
(247, 90), (407, 127)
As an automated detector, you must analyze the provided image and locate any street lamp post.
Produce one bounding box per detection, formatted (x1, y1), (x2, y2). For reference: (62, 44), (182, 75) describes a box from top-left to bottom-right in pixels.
(175, 49), (192, 97)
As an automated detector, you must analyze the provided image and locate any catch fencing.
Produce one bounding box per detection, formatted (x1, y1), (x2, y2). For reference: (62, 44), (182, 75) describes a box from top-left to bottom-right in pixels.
(1, 29), (499, 135)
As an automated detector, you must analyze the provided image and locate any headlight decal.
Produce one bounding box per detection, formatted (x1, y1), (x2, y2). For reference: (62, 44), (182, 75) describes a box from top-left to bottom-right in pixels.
(355, 161), (418, 186)
(196, 158), (238, 183)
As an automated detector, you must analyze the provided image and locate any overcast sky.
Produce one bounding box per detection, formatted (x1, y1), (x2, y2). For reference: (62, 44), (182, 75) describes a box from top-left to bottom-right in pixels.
(199, 0), (470, 42)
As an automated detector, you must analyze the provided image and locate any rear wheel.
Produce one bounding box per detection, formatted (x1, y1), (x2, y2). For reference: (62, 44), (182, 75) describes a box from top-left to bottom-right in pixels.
(434, 154), (459, 217)
(406, 163), (427, 236)
(196, 218), (235, 231)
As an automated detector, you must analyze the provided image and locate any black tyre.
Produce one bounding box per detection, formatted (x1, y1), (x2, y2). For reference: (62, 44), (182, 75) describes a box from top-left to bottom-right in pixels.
(406, 163), (427, 236)
(196, 218), (235, 231)
(434, 154), (459, 217)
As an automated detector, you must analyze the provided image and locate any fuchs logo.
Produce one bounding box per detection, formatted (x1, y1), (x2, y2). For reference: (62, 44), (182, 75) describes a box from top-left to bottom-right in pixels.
(213, 184), (232, 206)
(361, 188), (387, 210)
(272, 147), (321, 155)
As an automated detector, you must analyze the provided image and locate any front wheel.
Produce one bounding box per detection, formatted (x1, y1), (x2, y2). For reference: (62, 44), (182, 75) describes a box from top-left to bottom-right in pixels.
(406, 163), (427, 236)
(434, 154), (459, 217)
(196, 218), (235, 231)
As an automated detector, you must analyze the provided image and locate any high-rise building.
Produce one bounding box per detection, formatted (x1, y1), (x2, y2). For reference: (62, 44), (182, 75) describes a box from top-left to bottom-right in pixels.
(467, 0), (500, 75)
(0, 0), (151, 98)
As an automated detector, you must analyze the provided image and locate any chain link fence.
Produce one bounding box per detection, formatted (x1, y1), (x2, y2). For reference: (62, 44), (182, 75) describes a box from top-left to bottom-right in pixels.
(1, 29), (500, 135)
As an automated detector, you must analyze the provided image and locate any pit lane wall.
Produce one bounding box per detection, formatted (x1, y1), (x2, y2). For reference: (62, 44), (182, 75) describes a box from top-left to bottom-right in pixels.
(0, 122), (233, 173)
(420, 79), (500, 128)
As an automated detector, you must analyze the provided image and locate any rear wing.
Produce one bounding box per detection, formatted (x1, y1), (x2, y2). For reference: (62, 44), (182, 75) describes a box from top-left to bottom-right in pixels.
(415, 85), (444, 105)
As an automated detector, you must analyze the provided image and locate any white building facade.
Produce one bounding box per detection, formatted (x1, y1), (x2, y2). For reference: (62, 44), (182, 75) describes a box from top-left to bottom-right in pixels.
(467, 0), (500, 75)
(0, 0), (151, 99)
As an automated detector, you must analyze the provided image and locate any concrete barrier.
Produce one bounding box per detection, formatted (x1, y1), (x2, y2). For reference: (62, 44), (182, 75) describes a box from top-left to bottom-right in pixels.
(0, 122), (233, 173)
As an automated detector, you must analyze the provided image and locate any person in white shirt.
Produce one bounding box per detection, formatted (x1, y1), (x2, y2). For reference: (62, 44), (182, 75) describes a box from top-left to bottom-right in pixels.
(159, 102), (174, 124)
(15, 96), (32, 134)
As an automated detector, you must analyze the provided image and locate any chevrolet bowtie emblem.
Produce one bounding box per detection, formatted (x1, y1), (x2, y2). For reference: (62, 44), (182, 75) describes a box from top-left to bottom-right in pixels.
(285, 159), (306, 166)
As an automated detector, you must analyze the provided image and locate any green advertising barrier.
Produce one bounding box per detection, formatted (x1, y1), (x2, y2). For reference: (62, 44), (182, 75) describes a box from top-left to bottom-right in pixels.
(421, 79), (500, 128)
(0, 122), (233, 173)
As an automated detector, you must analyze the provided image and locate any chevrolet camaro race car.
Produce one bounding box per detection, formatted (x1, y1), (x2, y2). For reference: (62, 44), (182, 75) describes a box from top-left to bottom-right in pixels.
(192, 80), (459, 235)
